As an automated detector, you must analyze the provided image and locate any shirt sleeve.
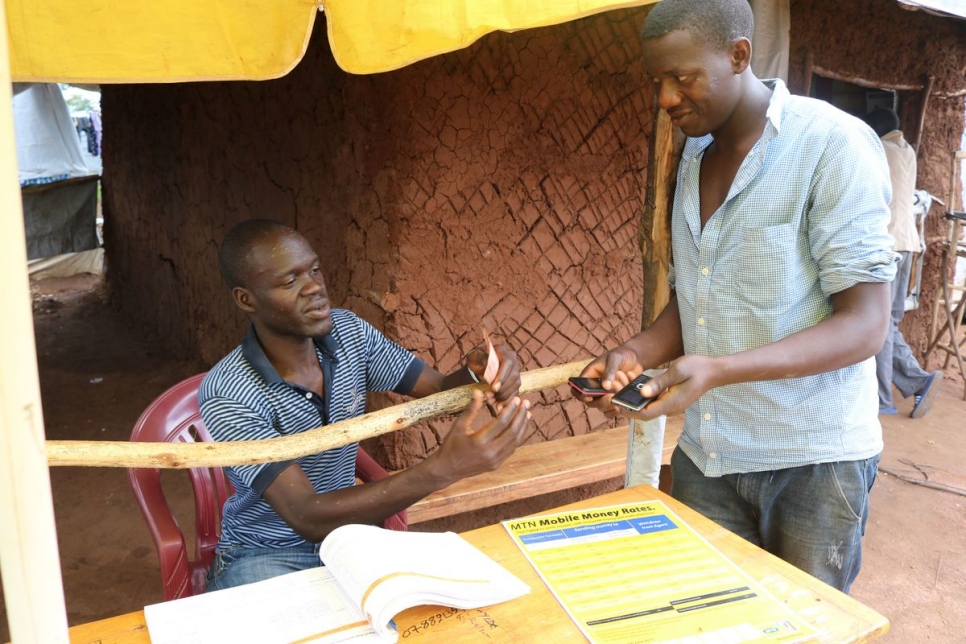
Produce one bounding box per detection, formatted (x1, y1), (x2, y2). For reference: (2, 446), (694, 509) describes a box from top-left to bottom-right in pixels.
(199, 393), (294, 493)
(806, 121), (898, 296)
(348, 313), (424, 395)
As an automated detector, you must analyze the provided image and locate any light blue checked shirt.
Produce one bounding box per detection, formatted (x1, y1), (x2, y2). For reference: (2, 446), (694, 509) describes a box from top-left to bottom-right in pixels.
(670, 79), (897, 477)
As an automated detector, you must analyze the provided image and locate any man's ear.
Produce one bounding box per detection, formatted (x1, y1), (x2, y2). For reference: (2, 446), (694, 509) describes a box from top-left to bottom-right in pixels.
(232, 286), (257, 314)
(731, 37), (752, 74)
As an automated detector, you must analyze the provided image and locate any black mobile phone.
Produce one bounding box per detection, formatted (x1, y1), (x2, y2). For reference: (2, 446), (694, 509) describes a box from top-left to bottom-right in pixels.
(568, 377), (610, 397)
(611, 374), (657, 412)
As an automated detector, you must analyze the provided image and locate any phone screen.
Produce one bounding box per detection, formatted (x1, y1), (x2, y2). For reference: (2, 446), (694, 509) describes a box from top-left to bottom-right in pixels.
(568, 377), (609, 396)
(611, 374), (656, 411)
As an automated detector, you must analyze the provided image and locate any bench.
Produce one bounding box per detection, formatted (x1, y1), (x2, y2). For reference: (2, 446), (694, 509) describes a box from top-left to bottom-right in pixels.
(406, 415), (684, 525)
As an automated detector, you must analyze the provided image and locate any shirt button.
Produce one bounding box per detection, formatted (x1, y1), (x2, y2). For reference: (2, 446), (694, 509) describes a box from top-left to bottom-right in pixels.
(305, 392), (312, 399)
(704, 413), (711, 420)
(698, 318), (705, 326)
(709, 452), (718, 459)
(701, 267), (709, 275)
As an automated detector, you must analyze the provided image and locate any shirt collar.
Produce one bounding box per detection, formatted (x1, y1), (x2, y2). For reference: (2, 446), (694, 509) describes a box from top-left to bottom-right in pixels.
(881, 130), (905, 145)
(241, 324), (339, 385)
(762, 78), (788, 137)
(687, 78), (788, 158)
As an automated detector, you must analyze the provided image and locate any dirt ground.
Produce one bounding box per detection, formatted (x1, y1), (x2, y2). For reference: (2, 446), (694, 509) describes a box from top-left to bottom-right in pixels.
(1, 273), (965, 642)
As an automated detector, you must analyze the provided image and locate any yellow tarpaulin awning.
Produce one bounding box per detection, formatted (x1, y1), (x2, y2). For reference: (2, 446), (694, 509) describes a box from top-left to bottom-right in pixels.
(323, 0), (656, 75)
(7, 0), (656, 83)
(7, 1), (321, 83)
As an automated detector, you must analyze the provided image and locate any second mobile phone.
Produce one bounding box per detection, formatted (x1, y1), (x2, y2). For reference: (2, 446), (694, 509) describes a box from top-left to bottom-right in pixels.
(611, 373), (657, 412)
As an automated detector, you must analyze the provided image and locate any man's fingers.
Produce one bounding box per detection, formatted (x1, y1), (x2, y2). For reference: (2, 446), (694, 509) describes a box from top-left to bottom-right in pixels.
(459, 389), (485, 430)
(613, 371), (632, 389)
(600, 352), (626, 389)
(491, 358), (510, 393)
(639, 372), (663, 397)
(493, 399), (532, 452)
(510, 401), (532, 441)
(491, 346), (525, 397)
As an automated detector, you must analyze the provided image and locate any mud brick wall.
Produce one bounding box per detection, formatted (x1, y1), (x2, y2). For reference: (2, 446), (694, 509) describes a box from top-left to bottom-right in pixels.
(788, 0), (966, 357)
(102, 9), (656, 468)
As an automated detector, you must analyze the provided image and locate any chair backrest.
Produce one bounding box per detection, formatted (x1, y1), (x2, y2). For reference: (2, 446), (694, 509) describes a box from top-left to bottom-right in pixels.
(128, 373), (230, 600)
(128, 372), (407, 601)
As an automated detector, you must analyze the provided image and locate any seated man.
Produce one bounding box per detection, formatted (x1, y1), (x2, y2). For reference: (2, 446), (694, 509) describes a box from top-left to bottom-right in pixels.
(201, 219), (531, 591)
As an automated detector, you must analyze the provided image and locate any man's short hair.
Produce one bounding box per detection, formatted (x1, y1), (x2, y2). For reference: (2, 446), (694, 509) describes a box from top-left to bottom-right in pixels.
(219, 219), (292, 288)
(640, 0), (754, 51)
(866, 107), (900, 138)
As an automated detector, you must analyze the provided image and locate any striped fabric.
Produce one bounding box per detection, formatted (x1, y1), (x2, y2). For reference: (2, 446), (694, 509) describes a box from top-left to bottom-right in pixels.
(199, 309), (424, 549)
(20, 173), (69, 187)
(670, 79), (897, 477)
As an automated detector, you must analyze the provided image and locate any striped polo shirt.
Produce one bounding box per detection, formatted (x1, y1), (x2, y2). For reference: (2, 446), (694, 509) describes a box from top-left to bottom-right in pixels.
(199, 309), (424, 550)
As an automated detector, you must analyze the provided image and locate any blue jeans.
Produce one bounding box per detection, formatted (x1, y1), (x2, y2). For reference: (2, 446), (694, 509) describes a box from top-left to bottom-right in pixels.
(206, 543), (323, 592)
(669, 447), (880, 594)
(875, 250), (931, 406)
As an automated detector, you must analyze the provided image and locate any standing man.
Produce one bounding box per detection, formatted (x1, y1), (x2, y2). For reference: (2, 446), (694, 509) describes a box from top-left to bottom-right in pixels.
(866, 107), (943, 418)
(574, 0), (896, 593)
(201, 219), (531, 591)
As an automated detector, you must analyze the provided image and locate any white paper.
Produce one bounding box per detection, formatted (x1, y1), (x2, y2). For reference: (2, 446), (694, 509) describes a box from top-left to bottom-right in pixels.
(144, 526), (529, 644)
(144, 567), (393, 644)
(319, 525), (531, 638)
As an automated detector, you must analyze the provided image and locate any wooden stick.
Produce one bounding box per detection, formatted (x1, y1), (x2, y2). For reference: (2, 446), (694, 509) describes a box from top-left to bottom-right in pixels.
(914, 75), (934, 155)
(0, 10), (71, 640)
(45, 359), (593, 468)
(640, 95), (678, 325)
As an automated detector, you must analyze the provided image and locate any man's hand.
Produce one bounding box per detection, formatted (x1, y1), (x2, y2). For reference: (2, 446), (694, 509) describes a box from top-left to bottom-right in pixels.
(572, 346), (645, 412)
(263, 391), (530, 543)
(428, 391), (531, 484)
(616, 355), (719, 420)
(466, 341), (522, 407)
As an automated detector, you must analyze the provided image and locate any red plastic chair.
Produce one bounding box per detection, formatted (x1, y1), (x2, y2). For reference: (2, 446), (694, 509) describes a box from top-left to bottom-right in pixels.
(128, 372), (407, 601)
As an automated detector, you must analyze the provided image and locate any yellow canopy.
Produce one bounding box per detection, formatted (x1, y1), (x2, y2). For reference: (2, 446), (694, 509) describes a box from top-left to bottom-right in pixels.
(324, 0), (656, 75)
(7, 0), (655, 82)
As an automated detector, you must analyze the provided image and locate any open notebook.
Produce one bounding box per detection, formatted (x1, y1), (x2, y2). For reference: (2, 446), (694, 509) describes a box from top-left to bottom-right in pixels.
(144, 524), (530, 644)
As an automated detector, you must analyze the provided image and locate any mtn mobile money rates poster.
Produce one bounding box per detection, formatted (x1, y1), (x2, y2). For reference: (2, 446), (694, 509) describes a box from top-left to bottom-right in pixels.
(503, 501), (816, 644)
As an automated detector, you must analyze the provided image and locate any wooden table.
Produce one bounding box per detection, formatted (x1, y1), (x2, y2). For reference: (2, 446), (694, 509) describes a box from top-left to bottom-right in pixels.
(64, 486), (889, 644)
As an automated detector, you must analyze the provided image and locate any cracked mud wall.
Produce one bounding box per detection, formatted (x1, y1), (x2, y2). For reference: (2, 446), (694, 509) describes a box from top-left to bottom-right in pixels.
(102, 9), (656, 469)
(101, 1), (965, 478)
(788, 0), (966, 355)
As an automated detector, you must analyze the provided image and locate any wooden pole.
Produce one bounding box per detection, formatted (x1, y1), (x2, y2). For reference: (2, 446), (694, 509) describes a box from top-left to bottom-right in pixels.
(801, 50), (814, 96)
(914, 75), (935, 155)
(45, 360), (592, 468)
(639, 98), (679, 324)
(0, 2), (71, 640)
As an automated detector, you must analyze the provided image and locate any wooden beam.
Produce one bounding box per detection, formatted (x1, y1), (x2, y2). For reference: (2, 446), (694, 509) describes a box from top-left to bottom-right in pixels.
(0, 1), (71, 639)
(408, 417), (685, 524)
(45, 359), (592, 468)
(810, 64), (923, 92)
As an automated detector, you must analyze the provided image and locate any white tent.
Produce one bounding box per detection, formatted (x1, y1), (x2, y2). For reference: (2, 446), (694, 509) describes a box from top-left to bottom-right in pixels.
(13, 82), (102, 270)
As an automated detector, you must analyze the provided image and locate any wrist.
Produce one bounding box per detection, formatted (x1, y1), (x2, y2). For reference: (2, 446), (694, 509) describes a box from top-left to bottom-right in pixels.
(419, 452), (458, 490)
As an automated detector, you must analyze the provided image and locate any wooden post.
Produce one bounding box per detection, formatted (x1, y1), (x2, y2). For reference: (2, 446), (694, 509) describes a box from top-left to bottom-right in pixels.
(0, 1), (71, 640)
(639, 101), (679, 325)
(801, 50), (814, 96)
(914, 75), (934, 155)
(629, 96), (683, 489)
